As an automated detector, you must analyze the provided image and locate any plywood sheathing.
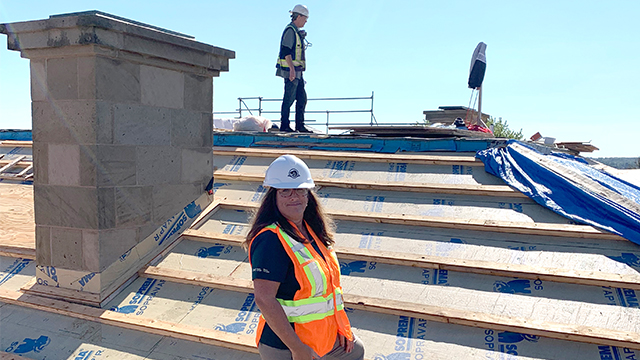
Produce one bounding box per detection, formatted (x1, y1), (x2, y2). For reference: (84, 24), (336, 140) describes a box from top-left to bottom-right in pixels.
(2, 240), (636, 360)
(0, 183), (35, 259)
(1, 140), (639, 358)
(0, 288), (257, 353)
(137, 235), (640, 354)
(0, 257), (35, 292)
(138, 263), (640, 350)
(216, 191), (619, 240)
(0, 299), (260, 359)
(175, 148), (639, 355)
(172, 213), (637, 336)
(0, 252), (261, 359)
(211, 151), (620, 237)
(183, 228), (640, 290)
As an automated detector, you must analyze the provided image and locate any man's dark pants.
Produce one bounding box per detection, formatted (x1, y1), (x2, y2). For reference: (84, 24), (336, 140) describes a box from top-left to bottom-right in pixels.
(280, 77), (307, 131)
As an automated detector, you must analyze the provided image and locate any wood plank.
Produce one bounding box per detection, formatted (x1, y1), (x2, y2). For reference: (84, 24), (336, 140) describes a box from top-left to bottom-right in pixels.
(214, 170), (527, 198)
(556, 142), (599, 153)
(216, 199), (623, 240)
(213, 146), (482, 166)
(140, 265), (254, 294)
(0, 156), (26, 174)
(16, 164), (33, 177)
(181, 229), (640, 290)
(139, 265), (640, 351)
(20, 278), (102, 307)
(0, 288), (258, 354)
(0, 245), (36, 259)
(0, 141), (32, 148)
(0, 174), (33, 181)
(0, 160), (31, 167)
(0, 175), (31, 181)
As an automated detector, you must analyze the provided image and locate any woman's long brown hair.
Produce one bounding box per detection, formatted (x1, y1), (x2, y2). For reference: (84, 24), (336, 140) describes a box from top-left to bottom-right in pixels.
(243, 187), (335, 251)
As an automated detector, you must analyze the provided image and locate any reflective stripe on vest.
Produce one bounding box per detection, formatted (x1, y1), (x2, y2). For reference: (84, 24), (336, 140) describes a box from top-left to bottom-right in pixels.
(265, 224), (341, 323)
(277, 288), (345, 324)
(265, 224), (327, 297)
(276, 25), (305, 71)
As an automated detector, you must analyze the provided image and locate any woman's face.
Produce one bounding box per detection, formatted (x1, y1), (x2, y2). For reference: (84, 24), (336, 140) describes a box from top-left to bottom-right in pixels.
(276, 188), (309, 225)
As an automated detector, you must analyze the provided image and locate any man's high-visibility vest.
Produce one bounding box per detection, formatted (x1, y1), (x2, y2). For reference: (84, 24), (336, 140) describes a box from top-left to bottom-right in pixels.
(250, 222), (353, 356)
(276, 24), (306, 72)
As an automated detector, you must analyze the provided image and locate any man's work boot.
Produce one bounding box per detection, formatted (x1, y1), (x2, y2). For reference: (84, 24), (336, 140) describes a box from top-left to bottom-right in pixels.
(296, 125), (312, 133)
(279, 119), (294, 132)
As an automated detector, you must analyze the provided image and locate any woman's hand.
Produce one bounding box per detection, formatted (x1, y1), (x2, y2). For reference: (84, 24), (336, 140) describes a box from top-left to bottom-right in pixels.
(338, 333), (355, 353)
(254, 279), (318, 359)
(291, 342), (319, 360)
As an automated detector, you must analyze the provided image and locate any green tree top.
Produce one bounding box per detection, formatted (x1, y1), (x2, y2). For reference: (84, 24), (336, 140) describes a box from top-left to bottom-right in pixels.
(486, 116), (523, 140)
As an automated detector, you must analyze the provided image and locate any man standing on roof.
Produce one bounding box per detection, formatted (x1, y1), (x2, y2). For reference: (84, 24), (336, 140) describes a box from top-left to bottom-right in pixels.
(276, 4), (311, 133)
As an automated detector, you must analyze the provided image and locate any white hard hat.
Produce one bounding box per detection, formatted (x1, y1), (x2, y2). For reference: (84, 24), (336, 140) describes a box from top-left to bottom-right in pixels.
(290, 4), (309, 17)
(264, 155), (315, 189)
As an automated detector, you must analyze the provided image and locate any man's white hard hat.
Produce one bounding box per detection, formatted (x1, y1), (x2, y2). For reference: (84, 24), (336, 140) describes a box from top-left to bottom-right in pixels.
(264, 155), (315, 189)
(290, 4), (309, 17)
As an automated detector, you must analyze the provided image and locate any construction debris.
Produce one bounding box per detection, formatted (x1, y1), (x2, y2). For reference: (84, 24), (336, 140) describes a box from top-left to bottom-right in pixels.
(330, 125), (495, 138)
(556, 141), (600, 154)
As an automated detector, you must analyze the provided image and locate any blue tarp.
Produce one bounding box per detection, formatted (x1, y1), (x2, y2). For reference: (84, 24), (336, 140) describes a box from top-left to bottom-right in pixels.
(213, 132), (504, 153)
(476, 140), (640, 245)
(0, 130), (32, 141)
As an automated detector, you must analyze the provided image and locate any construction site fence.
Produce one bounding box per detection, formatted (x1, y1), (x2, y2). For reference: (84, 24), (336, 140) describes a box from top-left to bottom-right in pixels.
(214, 92), (400, 134)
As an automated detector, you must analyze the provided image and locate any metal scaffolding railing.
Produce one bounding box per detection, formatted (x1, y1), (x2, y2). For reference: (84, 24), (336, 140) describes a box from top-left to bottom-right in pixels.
(214, 92), (379, 133)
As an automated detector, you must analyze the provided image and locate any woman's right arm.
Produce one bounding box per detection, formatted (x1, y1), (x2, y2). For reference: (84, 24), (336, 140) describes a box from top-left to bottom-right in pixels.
(253, 279), (318, 360)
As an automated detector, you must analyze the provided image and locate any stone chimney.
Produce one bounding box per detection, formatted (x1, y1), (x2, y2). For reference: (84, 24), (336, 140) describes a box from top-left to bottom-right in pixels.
(1, 11), (234, 306)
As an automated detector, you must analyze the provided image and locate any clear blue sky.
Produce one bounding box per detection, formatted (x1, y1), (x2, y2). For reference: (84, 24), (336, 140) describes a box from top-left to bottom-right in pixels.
(1, 1), (638, 157)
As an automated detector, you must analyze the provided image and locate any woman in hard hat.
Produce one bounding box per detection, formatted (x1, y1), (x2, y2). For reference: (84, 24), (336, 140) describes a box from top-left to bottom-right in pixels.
(244, 155), (364, 360)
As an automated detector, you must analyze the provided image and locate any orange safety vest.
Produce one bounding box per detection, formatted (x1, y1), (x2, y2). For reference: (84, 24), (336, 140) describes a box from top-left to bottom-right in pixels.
(249, 222), (353, 356)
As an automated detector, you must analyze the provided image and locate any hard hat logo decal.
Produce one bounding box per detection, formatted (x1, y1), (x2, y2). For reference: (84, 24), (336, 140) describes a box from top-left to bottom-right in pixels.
(288, 168), (300, 179)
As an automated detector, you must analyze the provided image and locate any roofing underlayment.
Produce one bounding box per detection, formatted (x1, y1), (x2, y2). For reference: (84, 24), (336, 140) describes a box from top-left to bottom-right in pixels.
(1, 134), (640, 360)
